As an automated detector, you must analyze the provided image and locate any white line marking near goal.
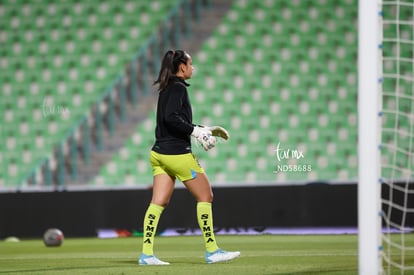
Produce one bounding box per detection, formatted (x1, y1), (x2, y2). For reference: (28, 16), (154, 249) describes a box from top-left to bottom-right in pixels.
(0, 252), (359, 261)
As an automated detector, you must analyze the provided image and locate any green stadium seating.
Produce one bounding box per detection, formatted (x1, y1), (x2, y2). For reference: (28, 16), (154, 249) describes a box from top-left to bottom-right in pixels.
(89, 0), (361, 186)
(4, 0), (409, 187)
(0, 0), (180, 187)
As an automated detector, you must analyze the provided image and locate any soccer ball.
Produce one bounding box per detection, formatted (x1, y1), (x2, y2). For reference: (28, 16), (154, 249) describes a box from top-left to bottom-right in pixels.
(43, 228), (64, 247)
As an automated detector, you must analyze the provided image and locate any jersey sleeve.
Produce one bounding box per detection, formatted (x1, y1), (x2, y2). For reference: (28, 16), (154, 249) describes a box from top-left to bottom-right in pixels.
(164, 83), (194, 135)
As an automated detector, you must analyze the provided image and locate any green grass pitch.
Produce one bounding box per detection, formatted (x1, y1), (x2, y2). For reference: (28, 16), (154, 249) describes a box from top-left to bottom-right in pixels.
(0, 235), (361, 274)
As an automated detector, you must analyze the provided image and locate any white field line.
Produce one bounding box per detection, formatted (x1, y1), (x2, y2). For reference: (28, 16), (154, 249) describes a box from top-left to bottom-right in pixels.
(0, 252), (359, 261)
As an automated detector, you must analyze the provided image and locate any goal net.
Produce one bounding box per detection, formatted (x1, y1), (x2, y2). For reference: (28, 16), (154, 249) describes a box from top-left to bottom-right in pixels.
(381, 0), (414, 274)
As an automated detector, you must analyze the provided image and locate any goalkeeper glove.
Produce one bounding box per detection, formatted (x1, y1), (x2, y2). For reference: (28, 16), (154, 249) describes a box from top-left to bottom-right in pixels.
(191, 126), (216, 151)
(206, 126), (230, 140)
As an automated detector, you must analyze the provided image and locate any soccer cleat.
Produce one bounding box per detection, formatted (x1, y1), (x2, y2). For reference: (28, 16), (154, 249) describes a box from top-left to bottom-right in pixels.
(138, 253), (170, 265)
(205, 248), (240, 264)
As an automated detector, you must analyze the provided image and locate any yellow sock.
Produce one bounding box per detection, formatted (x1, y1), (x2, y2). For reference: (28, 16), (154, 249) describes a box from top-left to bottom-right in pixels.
(197, 202), (219, 253)
(142, 203), (164, 255)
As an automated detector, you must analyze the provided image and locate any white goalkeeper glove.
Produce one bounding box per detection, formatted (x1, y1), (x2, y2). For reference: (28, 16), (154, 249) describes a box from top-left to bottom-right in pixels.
(205, 126), (230, 140)
(191, 126), (216, 151)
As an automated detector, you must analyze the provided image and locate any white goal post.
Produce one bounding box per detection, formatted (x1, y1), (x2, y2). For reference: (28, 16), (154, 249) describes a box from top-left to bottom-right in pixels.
(358, 0), (382, 274)
(359, 0), (414, 273)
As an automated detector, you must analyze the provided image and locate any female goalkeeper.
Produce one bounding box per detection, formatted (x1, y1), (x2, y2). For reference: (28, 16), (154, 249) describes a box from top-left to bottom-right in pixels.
(138, 50), (240, 265)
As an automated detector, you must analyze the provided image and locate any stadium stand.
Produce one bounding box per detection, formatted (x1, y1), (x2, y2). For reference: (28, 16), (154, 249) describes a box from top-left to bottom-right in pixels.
(0, 0), (184, 187)
(90, 0), (359, 186)
(12, 0), (410, 188)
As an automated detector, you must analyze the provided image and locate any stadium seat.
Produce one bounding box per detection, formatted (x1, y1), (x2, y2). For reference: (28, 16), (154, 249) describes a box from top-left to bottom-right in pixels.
(1, 0), (180, 187)
(89, 0), (361, 186)
(8, 0), (409, 187)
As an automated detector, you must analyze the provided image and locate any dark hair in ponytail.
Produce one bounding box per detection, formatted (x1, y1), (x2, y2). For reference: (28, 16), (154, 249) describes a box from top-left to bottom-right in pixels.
(154, 49), (189, 91)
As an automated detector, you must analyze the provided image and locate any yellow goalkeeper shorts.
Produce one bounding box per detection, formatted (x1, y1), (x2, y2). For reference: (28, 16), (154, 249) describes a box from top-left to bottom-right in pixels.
(150, 150), (204, 182)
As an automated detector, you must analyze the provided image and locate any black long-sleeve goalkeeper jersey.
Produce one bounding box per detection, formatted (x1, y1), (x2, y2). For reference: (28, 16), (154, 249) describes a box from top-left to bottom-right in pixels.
(152, 76), (195, 154)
